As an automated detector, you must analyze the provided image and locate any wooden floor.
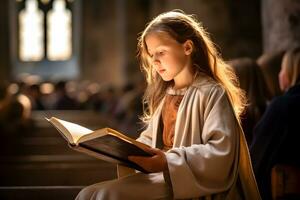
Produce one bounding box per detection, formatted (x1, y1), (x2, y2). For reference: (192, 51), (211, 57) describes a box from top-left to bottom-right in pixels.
(0, 111), (118, 200)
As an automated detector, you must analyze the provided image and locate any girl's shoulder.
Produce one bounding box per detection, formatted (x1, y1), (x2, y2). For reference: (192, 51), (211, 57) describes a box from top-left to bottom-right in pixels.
(190, 75), (224, 94)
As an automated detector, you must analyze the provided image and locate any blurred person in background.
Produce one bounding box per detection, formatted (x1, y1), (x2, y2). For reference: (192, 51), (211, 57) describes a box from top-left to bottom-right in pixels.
(229, 58), (269, 144)
(250, 47), (300, 200)
(53, 81), (79, 110)
(256, 51), (285, 100)
(0, 81), (32, 135)
(26, 84), (45, 110)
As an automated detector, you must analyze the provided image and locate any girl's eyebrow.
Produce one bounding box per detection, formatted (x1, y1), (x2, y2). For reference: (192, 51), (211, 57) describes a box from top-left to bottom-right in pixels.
(148, 45), (165, 55)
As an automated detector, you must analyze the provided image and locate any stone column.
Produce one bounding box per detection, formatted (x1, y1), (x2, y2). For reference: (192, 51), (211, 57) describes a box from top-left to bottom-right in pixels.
(262, 0), (300, 53)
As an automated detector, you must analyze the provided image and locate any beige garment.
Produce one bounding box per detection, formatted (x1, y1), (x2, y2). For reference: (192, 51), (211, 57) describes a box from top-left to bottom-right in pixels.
(76, 172), (172, 200)
(76, 76), (261, 200)
(137, 76), (261, 199)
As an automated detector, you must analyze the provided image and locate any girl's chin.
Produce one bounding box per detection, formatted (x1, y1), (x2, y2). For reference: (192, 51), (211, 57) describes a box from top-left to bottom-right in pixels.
(160, 76), (172, 81)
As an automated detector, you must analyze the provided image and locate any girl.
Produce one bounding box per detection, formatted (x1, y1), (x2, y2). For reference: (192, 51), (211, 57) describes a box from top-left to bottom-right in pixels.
(76, 10), (261, 200)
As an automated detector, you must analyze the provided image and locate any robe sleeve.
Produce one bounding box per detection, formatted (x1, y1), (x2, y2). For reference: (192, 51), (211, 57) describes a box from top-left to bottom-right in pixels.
(165, 86), (239, 199)
(136, 120), (153, 147)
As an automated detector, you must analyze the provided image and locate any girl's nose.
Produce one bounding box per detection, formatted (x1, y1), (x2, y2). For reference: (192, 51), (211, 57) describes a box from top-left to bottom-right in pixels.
(152, 59), (160, 69)
(152, 55), (160, 65)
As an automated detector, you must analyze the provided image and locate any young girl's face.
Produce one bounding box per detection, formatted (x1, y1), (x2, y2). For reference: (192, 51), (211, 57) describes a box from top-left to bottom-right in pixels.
(145, 31), (193, 88)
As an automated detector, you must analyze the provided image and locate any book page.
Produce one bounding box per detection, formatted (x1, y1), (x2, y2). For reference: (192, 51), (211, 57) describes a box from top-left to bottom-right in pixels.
(50, 117), (93, 144)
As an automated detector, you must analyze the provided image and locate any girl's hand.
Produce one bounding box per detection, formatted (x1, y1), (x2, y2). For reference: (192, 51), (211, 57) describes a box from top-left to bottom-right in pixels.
(128, 147), (168, 173)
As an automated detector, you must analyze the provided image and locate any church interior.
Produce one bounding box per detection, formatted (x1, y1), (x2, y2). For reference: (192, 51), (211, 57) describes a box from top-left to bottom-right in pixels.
(0, 0), (300, 199)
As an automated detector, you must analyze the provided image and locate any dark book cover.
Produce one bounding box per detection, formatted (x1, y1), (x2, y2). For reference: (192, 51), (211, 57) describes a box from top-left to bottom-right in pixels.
(79, 135), (152, 173)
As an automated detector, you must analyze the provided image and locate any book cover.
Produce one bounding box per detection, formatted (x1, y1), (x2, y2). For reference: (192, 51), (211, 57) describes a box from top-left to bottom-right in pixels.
(46, 117), (152, 173)
(78, 135), (152, 173)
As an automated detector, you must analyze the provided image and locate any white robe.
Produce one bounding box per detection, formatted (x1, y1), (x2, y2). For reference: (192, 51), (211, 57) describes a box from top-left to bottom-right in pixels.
(76, 77), (261, 200)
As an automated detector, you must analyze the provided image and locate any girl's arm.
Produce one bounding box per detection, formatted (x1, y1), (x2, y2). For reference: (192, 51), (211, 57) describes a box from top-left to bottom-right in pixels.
(136, 119), (153, 147)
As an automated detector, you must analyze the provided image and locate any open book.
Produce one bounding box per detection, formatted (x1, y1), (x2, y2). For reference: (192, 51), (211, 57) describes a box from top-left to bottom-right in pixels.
(46, 117), (152, 173)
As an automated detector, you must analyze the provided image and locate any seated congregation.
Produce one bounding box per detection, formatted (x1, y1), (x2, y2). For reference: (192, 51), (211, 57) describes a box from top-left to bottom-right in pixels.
(231, 47), (300, 200)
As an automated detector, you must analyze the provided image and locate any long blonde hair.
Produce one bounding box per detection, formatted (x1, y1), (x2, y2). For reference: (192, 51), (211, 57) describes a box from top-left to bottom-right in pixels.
(137, 10), (246, 122)
(281, 47), (300, 88)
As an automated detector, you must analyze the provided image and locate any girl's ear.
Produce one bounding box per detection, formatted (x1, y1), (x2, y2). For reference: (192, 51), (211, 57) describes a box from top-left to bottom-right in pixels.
(183, 40), (193, 55)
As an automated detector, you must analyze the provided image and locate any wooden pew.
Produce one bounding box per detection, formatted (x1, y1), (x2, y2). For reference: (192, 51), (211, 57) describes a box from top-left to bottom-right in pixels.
(1, 136), (75, 156)
(0, 110), (119, 199)
(271, 164), (300, 200)
(0, 186), (83, 200)
(0, 154), (117, 186)
(0, 154), (117, 199)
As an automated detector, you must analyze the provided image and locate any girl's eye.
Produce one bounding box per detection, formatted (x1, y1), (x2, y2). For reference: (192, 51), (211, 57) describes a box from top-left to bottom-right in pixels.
(158, 51), (164, 55)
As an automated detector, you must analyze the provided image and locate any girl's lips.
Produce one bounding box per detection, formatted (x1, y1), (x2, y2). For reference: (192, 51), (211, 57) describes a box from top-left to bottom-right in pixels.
(158, 69), (166, 74)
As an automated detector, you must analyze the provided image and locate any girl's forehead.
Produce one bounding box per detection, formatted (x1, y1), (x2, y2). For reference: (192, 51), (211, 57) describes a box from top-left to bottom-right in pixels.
(146, 31), (173, 42)
(145, 31), (178, 49)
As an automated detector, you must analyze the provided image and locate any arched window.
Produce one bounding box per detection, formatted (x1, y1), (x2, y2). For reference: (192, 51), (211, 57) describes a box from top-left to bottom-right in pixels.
(19, 0), (44, 61)
(10, 0), (81, 80)
(47, 0), (72, 61)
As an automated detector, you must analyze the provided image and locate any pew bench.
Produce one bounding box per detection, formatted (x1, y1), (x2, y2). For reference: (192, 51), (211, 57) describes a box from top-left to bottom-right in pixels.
(271, 164), (300, 200)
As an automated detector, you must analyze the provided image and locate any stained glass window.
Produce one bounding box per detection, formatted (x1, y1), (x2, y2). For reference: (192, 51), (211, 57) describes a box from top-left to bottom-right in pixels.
(11, 0), (80, 79)
(47, 0), (72, 61)
(18, 0), (73, 61)
(19, 0), (44, 61)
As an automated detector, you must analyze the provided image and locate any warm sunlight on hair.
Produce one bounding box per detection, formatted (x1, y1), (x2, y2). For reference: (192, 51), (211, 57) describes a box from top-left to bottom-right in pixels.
(137, 10), (246, 122)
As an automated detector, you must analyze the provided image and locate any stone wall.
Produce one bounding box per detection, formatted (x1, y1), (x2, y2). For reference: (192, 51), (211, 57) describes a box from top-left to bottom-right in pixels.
(81, 0), (152, 86)
(81, 0), (126, 87)
(0, 0), (10, 81)
(262, 0), (300, 53)
(0, 0), (264, 84)
(149, 0), (262, 59)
